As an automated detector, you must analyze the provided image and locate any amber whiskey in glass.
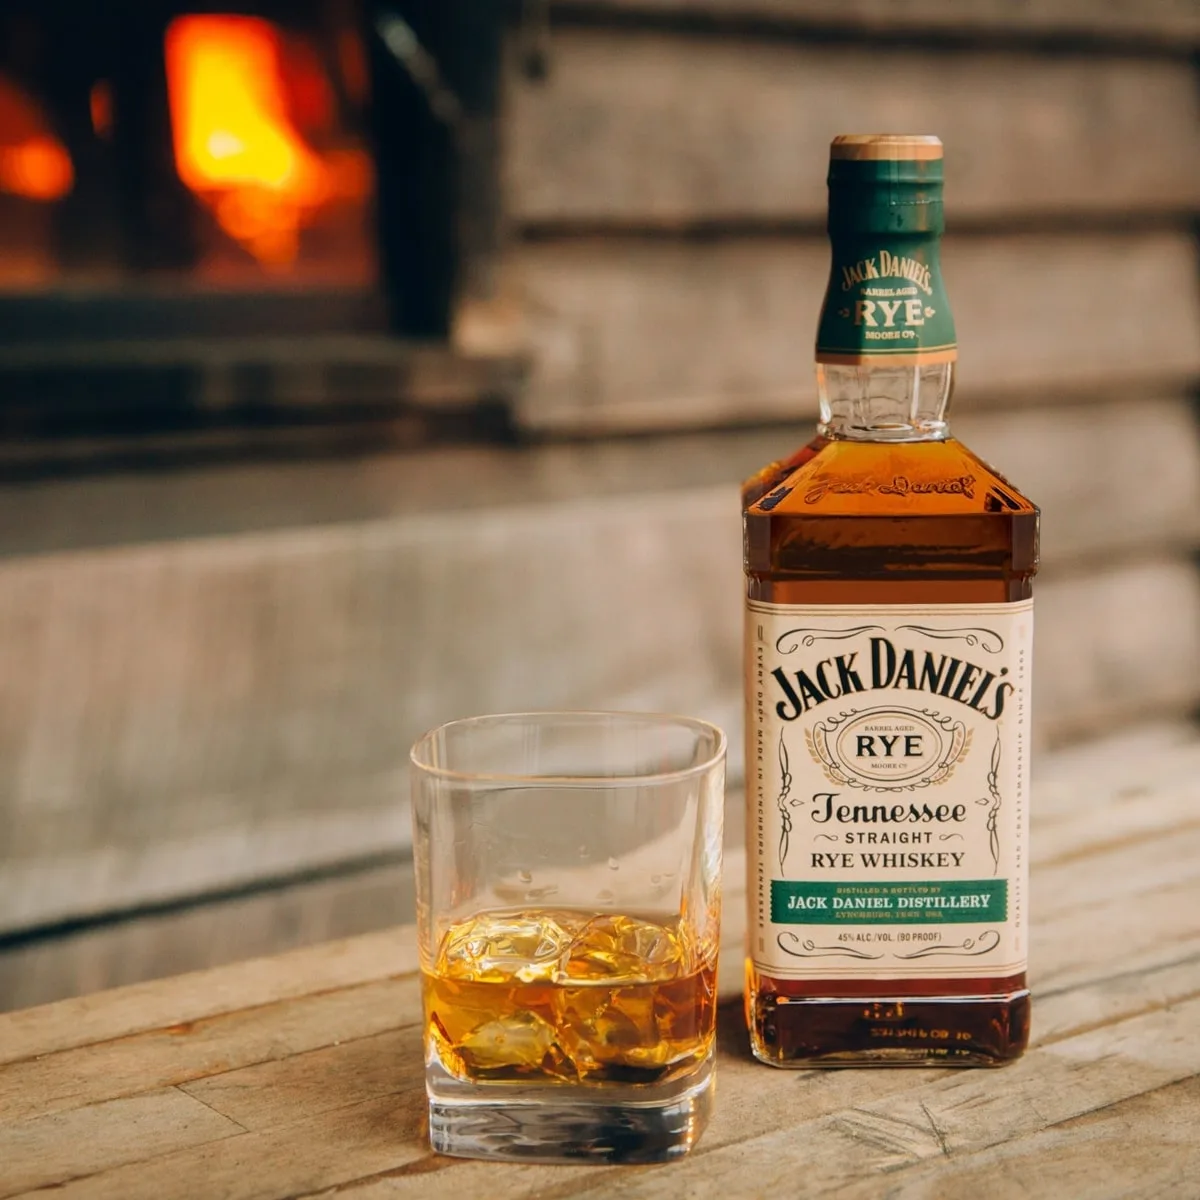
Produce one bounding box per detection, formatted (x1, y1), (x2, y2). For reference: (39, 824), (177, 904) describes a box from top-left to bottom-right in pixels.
(742, 136), (1039, 1067)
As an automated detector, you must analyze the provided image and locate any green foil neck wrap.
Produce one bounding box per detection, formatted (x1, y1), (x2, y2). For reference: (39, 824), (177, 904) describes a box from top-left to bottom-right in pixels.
(816, 156), (957, 366)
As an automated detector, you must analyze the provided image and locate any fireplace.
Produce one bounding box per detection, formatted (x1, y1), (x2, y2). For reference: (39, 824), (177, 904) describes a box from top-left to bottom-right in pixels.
(1, 5), (378, 290)
(0, 1), (514, 474)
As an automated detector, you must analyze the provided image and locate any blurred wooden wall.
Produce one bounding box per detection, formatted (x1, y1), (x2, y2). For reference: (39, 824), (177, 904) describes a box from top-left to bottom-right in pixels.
(1, 0), (1199, 1008)
(499, 0), (1200, 734)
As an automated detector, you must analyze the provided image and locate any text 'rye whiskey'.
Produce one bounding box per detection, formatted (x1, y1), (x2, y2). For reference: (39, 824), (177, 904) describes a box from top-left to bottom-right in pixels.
(742, 135), (1039, 1067)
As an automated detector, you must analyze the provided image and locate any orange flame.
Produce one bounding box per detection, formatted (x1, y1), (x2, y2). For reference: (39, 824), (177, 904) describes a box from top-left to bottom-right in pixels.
(90, 81), (114, 140)
(0, 75), (74, 202)
(165, 15), (368, 269)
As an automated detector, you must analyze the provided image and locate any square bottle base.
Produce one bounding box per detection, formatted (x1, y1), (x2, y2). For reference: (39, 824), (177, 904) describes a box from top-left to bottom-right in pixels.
(748, 989), (1031, 1067)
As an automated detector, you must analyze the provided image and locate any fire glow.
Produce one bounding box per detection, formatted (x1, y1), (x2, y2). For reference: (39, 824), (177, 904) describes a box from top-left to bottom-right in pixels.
(165, 14), (369, 268)
(0, 75), (74, 202)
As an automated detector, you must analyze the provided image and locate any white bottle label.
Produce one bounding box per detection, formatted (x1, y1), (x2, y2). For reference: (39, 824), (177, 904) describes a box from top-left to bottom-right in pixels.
(745, 601), (1031, 981)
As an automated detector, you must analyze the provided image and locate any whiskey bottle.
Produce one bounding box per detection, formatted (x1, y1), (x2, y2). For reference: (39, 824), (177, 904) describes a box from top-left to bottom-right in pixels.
(743, 135), (1038, 1066)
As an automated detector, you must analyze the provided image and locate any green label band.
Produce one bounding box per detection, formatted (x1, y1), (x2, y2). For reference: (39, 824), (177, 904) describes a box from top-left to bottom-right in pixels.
(816, 237), (957, 365)
(771, 879), (1007, 925)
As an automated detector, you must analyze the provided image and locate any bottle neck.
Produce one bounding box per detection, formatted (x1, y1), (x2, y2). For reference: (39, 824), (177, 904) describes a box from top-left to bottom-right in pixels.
(817, 361), (954, 443)
(815, 148), (956, 444)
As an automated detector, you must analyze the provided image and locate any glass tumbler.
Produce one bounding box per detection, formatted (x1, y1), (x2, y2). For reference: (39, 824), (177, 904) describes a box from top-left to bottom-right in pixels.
(410, 711), (726, 1164)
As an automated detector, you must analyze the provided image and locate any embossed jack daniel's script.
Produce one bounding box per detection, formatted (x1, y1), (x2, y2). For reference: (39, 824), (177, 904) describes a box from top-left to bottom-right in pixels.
(746, 603), (1031, 980)
(802, 473), (976, 505)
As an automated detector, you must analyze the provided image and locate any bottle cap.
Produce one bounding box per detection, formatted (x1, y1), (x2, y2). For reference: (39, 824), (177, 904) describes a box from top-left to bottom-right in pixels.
(830, 134), (943, 161)
(827, 134), (945, 235)
(817, 134), (955, 365)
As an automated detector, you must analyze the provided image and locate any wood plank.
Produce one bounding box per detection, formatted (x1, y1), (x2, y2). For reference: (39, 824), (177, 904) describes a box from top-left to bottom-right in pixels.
(0, 1089), (242, 1199)
(7, 1094), (433, 1200)
(1035, 558), (1200, 745)
(836, 1076), (1200, 1200)
(179, 924), (1200, 1148)
(548, 0), (1200, 44)
(0, 977), (420, 1125)
(0, 927), (417, 1066)
(1033, 862), (1197, 992)
(1029, 720), (1200, 814)
(311, 964), (1200, 1200)
(18, 972), (1195, 1200)
(469, 998), (1200, 1200)
(1035, 780), (1200, 869)
(1033, 886), (1200, 1011)
(0, 860), (416, 1015)
(509, 31), (1200, 225)
(180, 1025), (423, 1133)
(516, 233), (1200, 430)
(184, 1015), (942, 1198)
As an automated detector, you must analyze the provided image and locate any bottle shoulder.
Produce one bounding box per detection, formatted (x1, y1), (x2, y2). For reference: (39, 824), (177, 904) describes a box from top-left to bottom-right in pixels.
(744, 438), (1038, 518)
(740, 437), (827, 508)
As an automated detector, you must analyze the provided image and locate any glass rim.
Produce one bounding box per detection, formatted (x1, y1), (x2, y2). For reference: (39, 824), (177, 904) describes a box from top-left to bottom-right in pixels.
(409, 710), (727, 787)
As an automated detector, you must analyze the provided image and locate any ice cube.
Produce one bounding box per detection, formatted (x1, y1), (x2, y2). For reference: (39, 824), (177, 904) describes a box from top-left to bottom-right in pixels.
(456, 1011), (569, 1076)
(557, 985), (672, 1074)
(559, 914), (684, 983)
(437, 912), (573, 983)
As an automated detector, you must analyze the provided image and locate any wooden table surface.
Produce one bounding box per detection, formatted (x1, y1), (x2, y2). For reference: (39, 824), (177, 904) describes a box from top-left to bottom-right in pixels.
(2, 726), (1199, 1199)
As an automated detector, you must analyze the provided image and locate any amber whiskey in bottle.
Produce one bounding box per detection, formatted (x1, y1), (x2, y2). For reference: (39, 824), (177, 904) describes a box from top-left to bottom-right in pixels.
(743, 135), (1039, 1066)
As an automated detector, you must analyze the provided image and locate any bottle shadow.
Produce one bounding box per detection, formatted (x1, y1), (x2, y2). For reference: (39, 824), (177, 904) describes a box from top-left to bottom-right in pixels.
(716, 997), (755, 1063)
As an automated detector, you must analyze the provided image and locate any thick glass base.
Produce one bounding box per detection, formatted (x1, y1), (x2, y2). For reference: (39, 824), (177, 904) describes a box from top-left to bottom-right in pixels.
(426, 1051), (714, 1163)
(748, 989), (1030, 1068)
